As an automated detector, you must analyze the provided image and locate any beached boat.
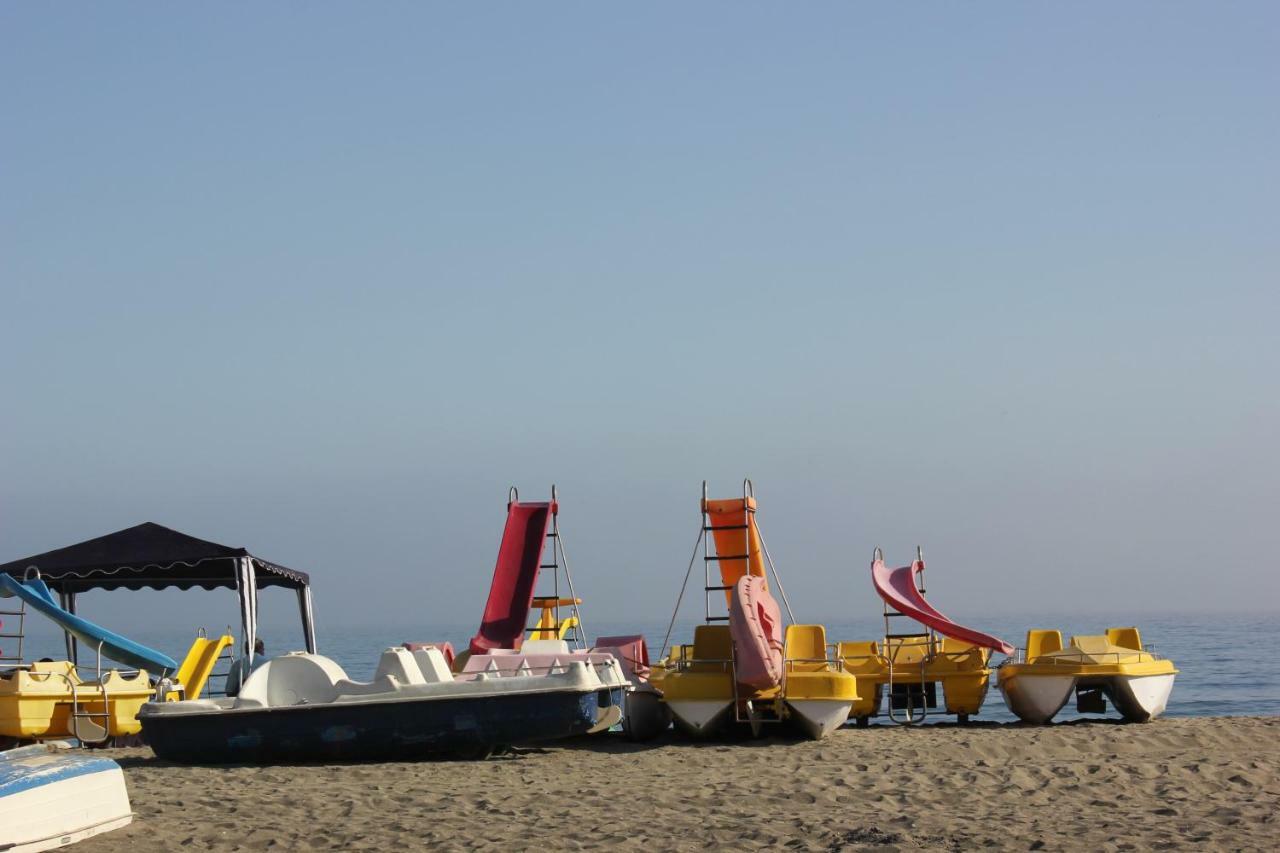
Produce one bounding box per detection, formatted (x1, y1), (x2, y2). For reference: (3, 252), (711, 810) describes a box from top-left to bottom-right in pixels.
(836, 548), (1012, 725)
(455, 486), (669, 740)
(139, 646), (627, 763)
(998, 627), (1177, 724)
(0, 744), (132, 852)
(657, 482), (858, 739)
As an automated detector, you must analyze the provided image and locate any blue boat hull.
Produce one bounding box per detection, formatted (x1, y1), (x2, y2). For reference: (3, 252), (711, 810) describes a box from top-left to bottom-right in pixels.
(141, 687), (622, 763)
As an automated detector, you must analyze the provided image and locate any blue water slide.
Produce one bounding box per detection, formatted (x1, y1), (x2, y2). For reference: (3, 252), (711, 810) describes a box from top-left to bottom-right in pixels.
(0, 574), (178, 674)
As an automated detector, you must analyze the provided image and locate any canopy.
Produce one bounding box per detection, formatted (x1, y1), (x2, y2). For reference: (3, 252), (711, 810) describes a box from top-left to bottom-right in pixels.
(0, 522), (308, 593)
(0, 522), (316, 662)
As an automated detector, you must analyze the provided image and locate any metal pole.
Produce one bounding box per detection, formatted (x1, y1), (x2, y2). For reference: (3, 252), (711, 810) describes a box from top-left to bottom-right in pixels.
(660, 527), (705, 660)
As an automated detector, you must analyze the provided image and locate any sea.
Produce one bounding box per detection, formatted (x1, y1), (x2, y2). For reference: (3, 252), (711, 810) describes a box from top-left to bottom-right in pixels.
(9, 611), (1278, 723)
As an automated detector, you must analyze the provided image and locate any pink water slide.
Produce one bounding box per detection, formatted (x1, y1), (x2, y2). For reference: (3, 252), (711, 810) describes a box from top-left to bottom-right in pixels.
(871, 554), (1014, 656)
(468, 497), (556, 655)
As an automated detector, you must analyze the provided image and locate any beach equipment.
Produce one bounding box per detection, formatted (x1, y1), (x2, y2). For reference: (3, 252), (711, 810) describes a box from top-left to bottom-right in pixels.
(998, 627), (1178, 723)
(458, 487), (669, 739)
(0, 522), (318, 675)
(0, 743), (132, 852)
(167, 631), (235, 701)
(656, 481), (858, 739)
(0, 573), (174, 743)
(837, 548), (1011, 725)
(139, 646), (627, 763)
(468, 489), (562, 655)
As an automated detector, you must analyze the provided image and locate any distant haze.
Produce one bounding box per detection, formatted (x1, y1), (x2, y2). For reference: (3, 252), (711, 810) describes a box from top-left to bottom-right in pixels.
(2, 4), (1276, 641)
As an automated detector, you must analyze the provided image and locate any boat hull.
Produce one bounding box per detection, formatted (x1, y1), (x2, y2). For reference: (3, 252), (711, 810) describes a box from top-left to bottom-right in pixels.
(0, 746), (133, 853)
(666, 699), (733, 737)
(1104, 673), (1176, 723)
(998, 673), (1076, 725)
(786, 699), (853, 739)
(623, 688), (672, 741)
(141, 687), (618, 764)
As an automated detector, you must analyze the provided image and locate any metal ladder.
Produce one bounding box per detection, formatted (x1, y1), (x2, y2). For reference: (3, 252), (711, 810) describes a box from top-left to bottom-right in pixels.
(882, 546), (936, 725)
(521, 485), (588, 650)
(0, 597), (25, 667)
(67, 640), (114, 745)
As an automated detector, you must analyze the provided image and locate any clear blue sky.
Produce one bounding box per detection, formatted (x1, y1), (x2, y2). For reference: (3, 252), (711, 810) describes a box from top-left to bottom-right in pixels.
(2, 4), (1276, 640)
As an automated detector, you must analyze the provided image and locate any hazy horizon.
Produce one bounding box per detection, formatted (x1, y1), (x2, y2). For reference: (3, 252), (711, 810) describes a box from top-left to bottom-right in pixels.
(3, 4), (1277, 641)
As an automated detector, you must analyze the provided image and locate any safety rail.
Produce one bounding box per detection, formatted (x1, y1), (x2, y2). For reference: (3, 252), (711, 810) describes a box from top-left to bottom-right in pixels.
(1006, 648), (1162, 666)
(466, 659), (621, 679)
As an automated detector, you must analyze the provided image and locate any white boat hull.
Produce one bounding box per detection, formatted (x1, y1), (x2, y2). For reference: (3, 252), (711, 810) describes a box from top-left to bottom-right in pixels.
(666, 700), (732, 737)
(1109, 673), (1176, 722)
(1, 749), (133, 853)
(787, 700), (853, 740)
(999, 674), (1076, 724)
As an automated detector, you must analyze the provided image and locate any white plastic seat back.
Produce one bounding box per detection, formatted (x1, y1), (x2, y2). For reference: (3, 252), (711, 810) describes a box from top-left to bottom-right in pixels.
(409, 647), (455, 684)
(373, 648), (426, 685)
(236, 653), (347, 708)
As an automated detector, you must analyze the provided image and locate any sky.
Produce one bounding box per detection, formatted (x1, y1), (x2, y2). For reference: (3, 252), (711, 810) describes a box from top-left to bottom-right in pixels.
(2, 4), (1277, 645)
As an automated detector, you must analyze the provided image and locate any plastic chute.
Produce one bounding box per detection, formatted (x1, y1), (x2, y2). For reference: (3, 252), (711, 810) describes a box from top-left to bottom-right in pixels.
(0, 574), (178, 673)
(468, 498), (556, 655)
(703, 496), (767, 608)
(871, 555), (1013, 656)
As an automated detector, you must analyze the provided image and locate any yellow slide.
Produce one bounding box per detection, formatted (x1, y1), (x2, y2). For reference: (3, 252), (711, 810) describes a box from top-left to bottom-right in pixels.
(169, 633), (233, 701)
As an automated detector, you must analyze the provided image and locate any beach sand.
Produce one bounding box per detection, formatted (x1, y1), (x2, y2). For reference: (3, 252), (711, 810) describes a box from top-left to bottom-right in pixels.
(82, 716), (1276, 851)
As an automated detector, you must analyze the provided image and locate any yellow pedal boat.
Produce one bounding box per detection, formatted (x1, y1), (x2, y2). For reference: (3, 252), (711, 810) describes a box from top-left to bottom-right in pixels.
(998, 627), (1178, 724)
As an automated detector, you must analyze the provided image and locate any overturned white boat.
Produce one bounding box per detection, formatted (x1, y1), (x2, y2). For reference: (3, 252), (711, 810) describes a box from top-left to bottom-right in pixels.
(0, 743), (132, 852)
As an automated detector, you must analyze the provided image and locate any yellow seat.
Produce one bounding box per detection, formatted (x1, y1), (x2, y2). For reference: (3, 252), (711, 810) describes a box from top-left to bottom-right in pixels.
(883, 634), (931, 667)
(837, 641), (885, 675)
(1026, 629), (1063, 662)
(1106, 627), (1143, 651)
(784, 625), (829, 673)
(689, 625), (733, 673)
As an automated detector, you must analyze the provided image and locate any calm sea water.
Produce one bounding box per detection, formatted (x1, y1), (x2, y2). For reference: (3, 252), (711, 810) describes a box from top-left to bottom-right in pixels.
(10, 612), (1277, 723)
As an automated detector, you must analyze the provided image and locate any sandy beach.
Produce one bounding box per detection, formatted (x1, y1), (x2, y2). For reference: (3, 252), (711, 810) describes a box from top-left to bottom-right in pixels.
(77, 716), (1276, 852)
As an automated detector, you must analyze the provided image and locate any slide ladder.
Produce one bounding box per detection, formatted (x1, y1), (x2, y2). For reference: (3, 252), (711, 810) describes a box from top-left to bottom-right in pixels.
(880, 548), (935, 725)
(660, 480), (797, 729)
(0, 598), (25, 667)
(523, 486), (586, 649)
(871, 546), (1013, 725)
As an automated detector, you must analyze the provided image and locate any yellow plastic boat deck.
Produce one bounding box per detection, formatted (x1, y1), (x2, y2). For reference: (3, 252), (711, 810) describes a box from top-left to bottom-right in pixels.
(782, 625), (858, 702)
(0, 661), (153, 739)
(1002, 627), (1178, 679)
(659, 625), (736, 703)
(836, 635), (992, 718)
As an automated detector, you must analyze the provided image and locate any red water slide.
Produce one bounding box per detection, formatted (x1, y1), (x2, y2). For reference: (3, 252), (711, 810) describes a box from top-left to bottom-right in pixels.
(871, 554), (1013, 656)
(468, 496), (556, 655)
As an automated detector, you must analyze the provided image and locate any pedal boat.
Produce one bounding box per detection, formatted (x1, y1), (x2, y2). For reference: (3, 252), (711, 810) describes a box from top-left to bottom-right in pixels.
(998, 627), (1177, 724)
(0, 661), (154, 742)
(780, 624), (859, 739)
(0, 743), (133, 852)
(836, 636), (994, 725)
(139, 646), (627, 763)
(658, 623), (857, 740)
